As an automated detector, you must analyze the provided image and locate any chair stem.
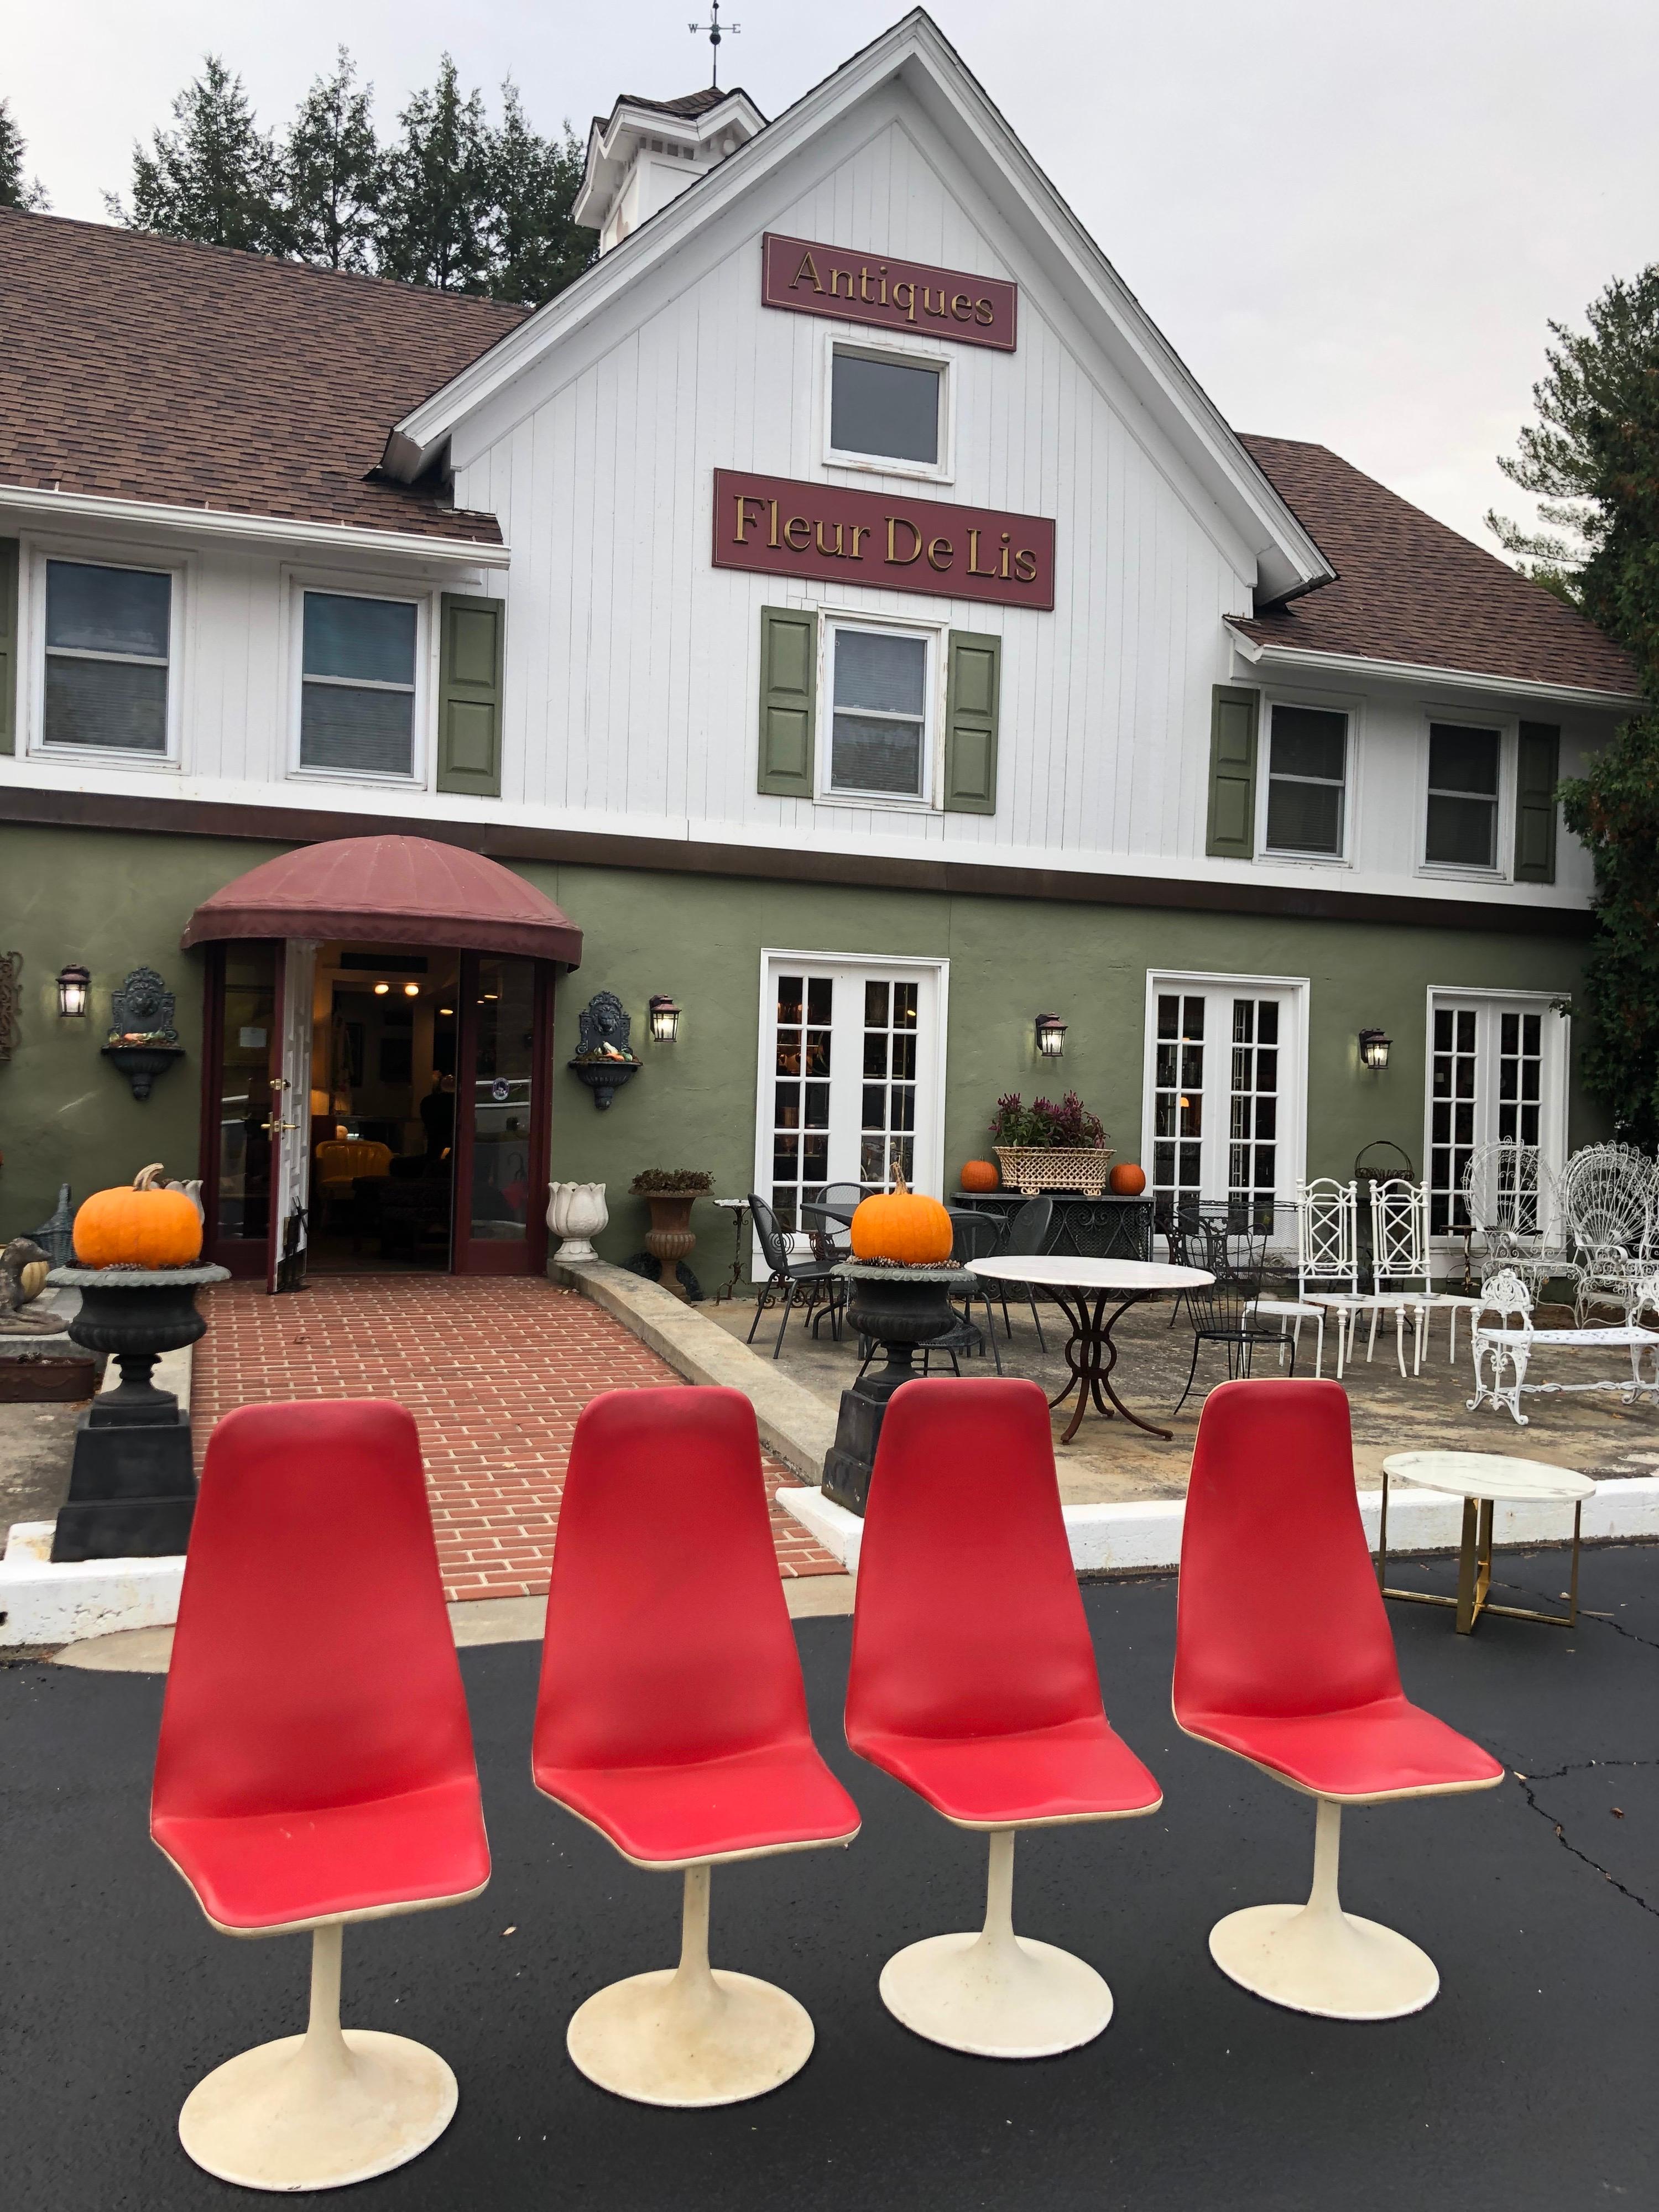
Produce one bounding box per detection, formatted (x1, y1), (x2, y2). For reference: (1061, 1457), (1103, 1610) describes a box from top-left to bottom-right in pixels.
(679, 1863), (713, 1979)
(979, 1829), (1018, 1954)
(294, 1923), (353, 2089)
(1306, 1799), (1343, 1922)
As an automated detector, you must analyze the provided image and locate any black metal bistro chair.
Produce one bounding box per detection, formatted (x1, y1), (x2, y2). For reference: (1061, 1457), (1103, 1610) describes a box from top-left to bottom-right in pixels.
(745, 1194), (846, 1360)
(937, 1209), (1004, 1375)
(1173, 1221), (1289, 1414)
(985, 1193), (1053, 1350)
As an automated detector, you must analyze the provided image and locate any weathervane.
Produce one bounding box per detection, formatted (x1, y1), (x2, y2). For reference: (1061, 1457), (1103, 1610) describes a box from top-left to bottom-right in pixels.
(689, 1), (740, 89)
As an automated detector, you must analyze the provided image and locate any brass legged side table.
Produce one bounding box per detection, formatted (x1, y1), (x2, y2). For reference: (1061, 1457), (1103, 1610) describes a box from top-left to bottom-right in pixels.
(1378, 1450), (1595, 1635)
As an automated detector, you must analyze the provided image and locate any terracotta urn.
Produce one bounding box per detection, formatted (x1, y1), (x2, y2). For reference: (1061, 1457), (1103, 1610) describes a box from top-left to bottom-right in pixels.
(643, 1192), (700, 1301)
(547, 1180), (608, 1262)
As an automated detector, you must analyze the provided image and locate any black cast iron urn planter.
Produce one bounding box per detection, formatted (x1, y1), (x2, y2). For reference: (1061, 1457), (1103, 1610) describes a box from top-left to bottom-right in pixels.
(820, 1262), (969, 1516)
(46, 1262), (229, 1561)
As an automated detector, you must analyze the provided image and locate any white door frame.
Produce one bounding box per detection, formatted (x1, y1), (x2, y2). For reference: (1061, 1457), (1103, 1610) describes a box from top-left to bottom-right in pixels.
(270, 938), (319, 1292)
(1141, 968), (1311, 1211)
(1421, 986), (1571, 1245)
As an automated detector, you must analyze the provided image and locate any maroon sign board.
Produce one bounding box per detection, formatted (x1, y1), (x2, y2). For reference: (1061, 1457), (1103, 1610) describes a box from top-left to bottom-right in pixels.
(760, 233), (1018, 352)
(712, 469), (1055, 612)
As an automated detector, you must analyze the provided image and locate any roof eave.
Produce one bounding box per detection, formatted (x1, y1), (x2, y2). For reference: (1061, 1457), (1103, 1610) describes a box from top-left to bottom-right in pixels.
(0, 482), (510, 565)
(1225, 623), (1645, 711)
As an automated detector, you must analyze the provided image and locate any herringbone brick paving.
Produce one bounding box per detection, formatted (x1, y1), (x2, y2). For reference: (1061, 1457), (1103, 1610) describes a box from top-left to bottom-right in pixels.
(191, 1276), (842, 1600)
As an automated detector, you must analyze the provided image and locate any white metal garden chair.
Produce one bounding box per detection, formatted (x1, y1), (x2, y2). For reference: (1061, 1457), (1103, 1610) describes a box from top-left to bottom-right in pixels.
(1249, 1179), (1358, 1379)
(1469, 1264), (1659, 1426)
(1361, 1178), (1486, 1375)
(1558, 1142), (1658, 1324)
(1459, 1140), (1563, 1295)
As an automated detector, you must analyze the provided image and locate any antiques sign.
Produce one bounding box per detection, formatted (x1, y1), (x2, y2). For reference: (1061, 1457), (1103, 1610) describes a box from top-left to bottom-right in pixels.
(712, 470), (1056, 611)
(760, 233), (1018, 352)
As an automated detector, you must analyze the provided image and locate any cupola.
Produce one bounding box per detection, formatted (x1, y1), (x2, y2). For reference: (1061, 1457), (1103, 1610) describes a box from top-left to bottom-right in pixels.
(573, 86), (767, 255)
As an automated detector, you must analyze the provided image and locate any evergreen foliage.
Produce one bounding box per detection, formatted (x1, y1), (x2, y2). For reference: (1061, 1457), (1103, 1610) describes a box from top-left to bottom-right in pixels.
(0, 97), (49, 211)
(1495, 269), (1659, 1140)
(105, 49), (595, 304)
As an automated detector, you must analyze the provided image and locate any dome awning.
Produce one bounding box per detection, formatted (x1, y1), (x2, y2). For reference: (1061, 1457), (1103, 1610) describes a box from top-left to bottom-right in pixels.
(181, 835), (582, 967)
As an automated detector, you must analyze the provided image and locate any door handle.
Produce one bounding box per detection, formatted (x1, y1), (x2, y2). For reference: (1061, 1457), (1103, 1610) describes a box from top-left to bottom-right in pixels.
(262, 1119), (300, 1135)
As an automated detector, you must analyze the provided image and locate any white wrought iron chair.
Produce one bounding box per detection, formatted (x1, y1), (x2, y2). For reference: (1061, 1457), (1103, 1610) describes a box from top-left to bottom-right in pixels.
(1363, 1178), (1489, 1374)
(1460, 1140), (1563, 1296)
(1467, 1267), (1536, 1425)
(1254, 1180), (1359, 1379)
(1558, 1143), (1658, 1324)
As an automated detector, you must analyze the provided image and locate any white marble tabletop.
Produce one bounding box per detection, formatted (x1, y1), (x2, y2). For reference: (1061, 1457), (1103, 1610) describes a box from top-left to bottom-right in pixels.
(968, 1255), (1212, 1293)
(1382, 1449), (1595, 1503)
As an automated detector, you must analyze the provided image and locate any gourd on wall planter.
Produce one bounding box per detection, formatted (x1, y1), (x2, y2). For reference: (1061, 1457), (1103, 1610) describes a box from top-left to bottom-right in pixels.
(849, 1176), (955, 1266)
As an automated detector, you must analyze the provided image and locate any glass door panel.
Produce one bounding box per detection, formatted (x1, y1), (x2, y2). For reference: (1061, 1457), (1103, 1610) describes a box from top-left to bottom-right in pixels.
(1426, 997), (1561, 1239)
(1147, 978), (1298, 1231)
(206, 942), (278, 1276)
(454, 953), (550, 1274)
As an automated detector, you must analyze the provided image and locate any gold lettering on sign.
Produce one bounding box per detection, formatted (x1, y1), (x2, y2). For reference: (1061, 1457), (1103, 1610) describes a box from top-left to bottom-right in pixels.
(926, 536), (953, 571)
(967, 528), (999, 578)
(784, 515), (812, 552)
(848, 524), (871, 559)
(922, 286), (947, 319)
(815, 520), (845, 557)
(999, 531), (1012, 579)
(768, 500), (781, 549)
(887, 516), (924, 565)
(974, 299), (995, 326)
(951, 293), (972, 321)
(1013, 547), (1039, 583)
(892, 280), (916, 323)
(830, 268), (855, 300)
(877, 264), (889, 305)
(790, 251), (824, 294)
(734, 495), (765, 544)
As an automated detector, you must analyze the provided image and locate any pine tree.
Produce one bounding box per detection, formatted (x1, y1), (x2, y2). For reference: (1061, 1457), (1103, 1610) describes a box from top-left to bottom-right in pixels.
(281, 49), (382, 271)
(1497, 269), (1659, 1140)
(485, 84), (594, 305)
(109, 56), (284, 253)
(375, 56), (493, 293)
(0, 97), (49, 211)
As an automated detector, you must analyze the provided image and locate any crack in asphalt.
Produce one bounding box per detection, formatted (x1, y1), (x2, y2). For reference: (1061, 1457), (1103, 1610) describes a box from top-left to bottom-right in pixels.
(1510, 1760), (1659, 1917)
(1486, 1572), (1659, 1653)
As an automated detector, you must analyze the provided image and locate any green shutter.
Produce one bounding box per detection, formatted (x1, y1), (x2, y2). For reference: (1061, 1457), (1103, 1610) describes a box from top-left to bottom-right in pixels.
(757, 606), (817, 797)
(1205, 686), (1259, 858)
(943, 629), (1001, 815)
(0, 538), (17, 757)
(1514, 721), (1560, 884)
(435, 593), (504, 797)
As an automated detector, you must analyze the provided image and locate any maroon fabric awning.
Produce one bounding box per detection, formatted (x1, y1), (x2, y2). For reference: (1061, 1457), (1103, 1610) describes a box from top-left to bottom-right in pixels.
(181, 835), (582, 966)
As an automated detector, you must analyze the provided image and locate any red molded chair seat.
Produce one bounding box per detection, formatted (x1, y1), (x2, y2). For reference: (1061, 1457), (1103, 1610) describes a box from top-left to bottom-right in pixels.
(154, 1776), (491, 1934)
(852, 1714), (1161, 1828)
(1173, 1379), (1501, 2022)
(533, 1386), (858, 2105)
(151, 1399), (489, 2189)
(844, 1378), (1161, 2058)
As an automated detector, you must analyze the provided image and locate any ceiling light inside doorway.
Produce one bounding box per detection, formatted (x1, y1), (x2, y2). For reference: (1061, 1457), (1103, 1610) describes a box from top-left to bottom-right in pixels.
(373, 982), (390, 995)
(403, 983), (419, 997)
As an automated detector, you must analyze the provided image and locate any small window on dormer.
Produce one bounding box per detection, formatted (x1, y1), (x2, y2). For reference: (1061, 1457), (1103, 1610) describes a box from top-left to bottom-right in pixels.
(830, 347), (941, 467)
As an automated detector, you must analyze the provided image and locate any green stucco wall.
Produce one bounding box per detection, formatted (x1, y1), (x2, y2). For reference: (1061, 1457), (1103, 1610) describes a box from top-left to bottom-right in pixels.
(0, 822), (1603, 1272)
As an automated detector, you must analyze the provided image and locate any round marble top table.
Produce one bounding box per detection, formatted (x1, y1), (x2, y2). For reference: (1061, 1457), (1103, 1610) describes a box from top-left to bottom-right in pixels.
(968, 1255), (1212, 1443)
(1378, 1449), (1595, 1634)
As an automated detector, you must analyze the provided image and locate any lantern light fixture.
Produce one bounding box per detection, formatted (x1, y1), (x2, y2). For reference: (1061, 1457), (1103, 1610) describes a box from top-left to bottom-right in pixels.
(1035, 1012), (1067, 1059)
(1358, 1027), (1392, 1072)
(649, 993), (682, 1044)
(56, 962), (91, 1019)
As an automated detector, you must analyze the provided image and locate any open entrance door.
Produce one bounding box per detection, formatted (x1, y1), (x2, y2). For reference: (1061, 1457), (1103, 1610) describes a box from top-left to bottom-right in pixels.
(268, 941), (319, 1292)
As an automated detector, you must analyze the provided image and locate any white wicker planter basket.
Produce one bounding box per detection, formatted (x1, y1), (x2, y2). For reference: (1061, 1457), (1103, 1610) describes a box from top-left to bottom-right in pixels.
(993, 1145), (1115, 1198)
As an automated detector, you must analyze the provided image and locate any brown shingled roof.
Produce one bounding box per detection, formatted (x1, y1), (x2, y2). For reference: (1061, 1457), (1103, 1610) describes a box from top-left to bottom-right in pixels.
(0, 210), (529, 541)
(1235, 435), (1641, 699)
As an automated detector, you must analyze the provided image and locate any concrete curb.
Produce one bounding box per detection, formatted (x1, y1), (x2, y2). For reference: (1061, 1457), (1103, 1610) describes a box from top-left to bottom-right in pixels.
(551, 1259), (837, 1481)
(776, 1473), (1659, 1575)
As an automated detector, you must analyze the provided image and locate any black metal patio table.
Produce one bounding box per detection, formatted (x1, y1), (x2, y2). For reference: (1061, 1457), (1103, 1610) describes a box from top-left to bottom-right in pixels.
(968, 1253), (1213, 1443)
(952, 1188), (1154, 1262)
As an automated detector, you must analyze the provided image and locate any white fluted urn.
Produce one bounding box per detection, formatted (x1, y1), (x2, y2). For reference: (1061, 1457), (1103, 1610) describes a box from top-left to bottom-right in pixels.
(547, 1181), (608, 1262)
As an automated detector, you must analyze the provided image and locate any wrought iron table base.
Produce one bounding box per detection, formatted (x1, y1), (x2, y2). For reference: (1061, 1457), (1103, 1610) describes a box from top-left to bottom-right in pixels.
(1376, 1473), (1583, 1634)
(1045, 1287), (1172, 1443)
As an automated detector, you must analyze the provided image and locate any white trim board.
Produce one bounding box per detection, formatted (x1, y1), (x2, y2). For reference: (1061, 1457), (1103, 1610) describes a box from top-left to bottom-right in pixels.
(775, 1476), (1659, 1576)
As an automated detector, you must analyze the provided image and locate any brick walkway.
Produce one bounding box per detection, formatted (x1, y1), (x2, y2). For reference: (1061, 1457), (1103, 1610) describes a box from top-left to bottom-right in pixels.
(190, 1277), (842, 1601)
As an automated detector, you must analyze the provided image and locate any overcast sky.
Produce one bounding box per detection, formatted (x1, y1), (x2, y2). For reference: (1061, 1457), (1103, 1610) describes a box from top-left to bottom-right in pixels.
(8, 2), (1656, 552)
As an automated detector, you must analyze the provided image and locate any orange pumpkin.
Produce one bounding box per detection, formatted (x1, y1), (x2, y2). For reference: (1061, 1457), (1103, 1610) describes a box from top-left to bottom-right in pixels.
(850, 1173), (954, 1266)
(74, 1165), (203, 1269)
(959, 1159), (999, 1193)
(1109, 1162), (1147, 1196)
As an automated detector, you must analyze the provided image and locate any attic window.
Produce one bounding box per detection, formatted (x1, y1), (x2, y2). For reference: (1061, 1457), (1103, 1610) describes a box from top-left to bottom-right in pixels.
(830, 346), (943, 469)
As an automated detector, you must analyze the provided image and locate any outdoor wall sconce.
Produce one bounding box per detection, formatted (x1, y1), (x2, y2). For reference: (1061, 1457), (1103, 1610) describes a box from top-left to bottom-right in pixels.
(1359, 1028), (1392, 1072)
(56, 962), (91, 1019)
(1035, 1013), (1068, 1059)
(649, 994), (682, 1044)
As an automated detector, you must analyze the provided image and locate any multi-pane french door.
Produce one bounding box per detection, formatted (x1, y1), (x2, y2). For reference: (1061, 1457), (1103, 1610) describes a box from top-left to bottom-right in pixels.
(1425, 993), (1566, 1236)
(757, 954), (945, 1234)
(1145, 975), (1305, 1228)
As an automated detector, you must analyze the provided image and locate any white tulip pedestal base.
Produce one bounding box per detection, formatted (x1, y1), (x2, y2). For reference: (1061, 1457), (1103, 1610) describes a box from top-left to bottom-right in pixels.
(878, 1829), (1114, 2059)
(566, 1863), (815, 2107)
(1207, 1799), (1439, 2021)
(178, 1924), (457, 2192)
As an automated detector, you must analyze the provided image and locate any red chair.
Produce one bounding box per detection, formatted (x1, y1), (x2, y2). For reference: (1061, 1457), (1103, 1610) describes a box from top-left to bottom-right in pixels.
(844, 1378), (1161, 2058)
(1174, 1378), (1503, 2020)
(533, 1386), (860, 2106)
(151, 1400), (489, 2191)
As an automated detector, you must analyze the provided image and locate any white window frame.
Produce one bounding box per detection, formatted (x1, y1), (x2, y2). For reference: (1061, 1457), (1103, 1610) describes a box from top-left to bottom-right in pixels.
(752, 947), (951, 1260)
(1140, 969), (1311, 1223)
(817, 609), (943, 812)
(822, 333), (955, 484)
(1421, 987), (1571, 1248)
(284, 569), (434, 789)
(1418, 711), (1515, 881)
(1256, 693), (1358, 865)
(24, 539), (186, 769)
